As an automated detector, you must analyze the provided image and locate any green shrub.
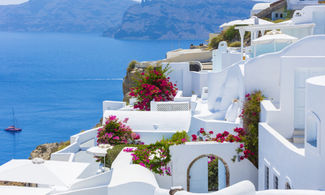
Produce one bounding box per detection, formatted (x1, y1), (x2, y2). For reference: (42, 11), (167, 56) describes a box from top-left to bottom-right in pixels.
(57, 141), (70, 151)
(169, 131), (190, 143)
(222, 26), (240, 43)
(229, 41), (241, 47)
(241, 91), (264, 167)
(104, 144), (137, 168)
(209, 35), (224, 49)
(130, 131), (188, 175)
(127, 60), (138, 73)
(208, 156), (219, 191)
(209, 26), (241, 49)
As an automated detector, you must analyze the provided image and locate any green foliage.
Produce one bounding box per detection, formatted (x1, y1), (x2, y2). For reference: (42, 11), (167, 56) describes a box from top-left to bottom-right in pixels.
(208, 156), (219, 191)
(104, 144), (137, 168)
(222, 26), (240, 42)
(209, 26), (241, 49)
(133, 141), (171, 175)
(241, 91), (264, 167)
(127, 60), (138, 73)
(169, 131), (190, 144)
(209, 35), (224, 49)
(228, 41), (241, 47)
(57, 141), (71, 151)
(130, 131), (188, 175)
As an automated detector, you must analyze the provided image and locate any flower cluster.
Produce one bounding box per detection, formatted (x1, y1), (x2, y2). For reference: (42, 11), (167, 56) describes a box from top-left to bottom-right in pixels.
(191, 128), (214, 141)
(240, 91), (264, 167)
(131, 142), (171, 175)
(191, 127), (254, 162)
(208, 155), (216, 164)
(97, 115), (141, 146)
(191, 91), (264, 167)
(129, 65), (177, 111)
(123, 148), (135, 152)
(130, 131), (189, 176)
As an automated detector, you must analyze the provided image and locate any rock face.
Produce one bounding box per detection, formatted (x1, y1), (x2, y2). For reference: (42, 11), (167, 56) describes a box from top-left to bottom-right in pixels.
(29, 143), (59, 160)
(114, 0), (255, 40)
(0, 0), (136, 33)
(123, 67), (145, 103)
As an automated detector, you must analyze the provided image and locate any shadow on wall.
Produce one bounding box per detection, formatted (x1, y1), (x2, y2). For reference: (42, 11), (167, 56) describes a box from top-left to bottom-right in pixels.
(207, 63), (244, 118)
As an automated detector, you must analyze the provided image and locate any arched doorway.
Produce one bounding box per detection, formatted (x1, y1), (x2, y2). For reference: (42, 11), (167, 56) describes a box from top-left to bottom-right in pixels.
(187, 154), (230, 192)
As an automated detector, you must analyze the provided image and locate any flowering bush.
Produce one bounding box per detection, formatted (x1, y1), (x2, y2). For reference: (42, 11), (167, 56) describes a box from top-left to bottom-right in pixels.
(191, 91), (264, 167)
(239, 91), (264, 167)
(192, 128), (252, 162)
(132, 142), (171, 175)
(129, 64), (178, 111)
(208, 155), (219, 191)
(97, 115), (141, 146)
(128, 131), (188, 176)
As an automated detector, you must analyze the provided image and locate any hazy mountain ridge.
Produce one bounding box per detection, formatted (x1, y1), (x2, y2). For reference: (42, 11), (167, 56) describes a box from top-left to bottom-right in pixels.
(113, 0), (255, 40)
(0, 0), (137, 33)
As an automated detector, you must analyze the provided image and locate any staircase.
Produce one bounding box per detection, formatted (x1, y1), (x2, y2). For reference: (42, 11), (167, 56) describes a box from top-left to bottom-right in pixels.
(293, 129), (305, 144)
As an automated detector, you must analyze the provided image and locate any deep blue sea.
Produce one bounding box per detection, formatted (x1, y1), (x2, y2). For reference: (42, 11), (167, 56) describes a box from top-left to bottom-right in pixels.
(0, 32), (201, 165)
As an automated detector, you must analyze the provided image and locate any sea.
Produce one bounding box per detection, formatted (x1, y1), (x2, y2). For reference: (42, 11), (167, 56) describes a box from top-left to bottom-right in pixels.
(0, 32), (201, 165)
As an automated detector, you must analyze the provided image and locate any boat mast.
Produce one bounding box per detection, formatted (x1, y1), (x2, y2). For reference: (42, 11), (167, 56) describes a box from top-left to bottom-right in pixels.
(12, 108), (16, 126)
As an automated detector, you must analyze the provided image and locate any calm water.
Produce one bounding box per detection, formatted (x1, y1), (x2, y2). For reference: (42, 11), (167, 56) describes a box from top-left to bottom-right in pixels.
(0, 32), (201, 165)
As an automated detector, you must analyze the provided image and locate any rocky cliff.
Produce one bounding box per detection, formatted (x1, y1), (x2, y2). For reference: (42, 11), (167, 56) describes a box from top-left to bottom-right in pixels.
(123, 65), (146, 103)
(0, 0), (136, 33)
(114, 0), (255, 40)
(29, 141), (70, 160)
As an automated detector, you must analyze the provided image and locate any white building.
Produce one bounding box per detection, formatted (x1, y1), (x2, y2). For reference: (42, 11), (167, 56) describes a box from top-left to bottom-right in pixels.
(287, 0), (321, 10)
(2, 5), (325, 195)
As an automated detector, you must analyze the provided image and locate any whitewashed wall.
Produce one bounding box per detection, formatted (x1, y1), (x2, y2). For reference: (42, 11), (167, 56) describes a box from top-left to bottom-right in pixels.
(191, 72), (208, 97)
(287, 0), (319, 10)
(208, 63), (244, 114)
(258, 122), (325, 191)
(246, 35), (325, 138)
(170, 142), (258, 191)
(163, 62), (192, 97)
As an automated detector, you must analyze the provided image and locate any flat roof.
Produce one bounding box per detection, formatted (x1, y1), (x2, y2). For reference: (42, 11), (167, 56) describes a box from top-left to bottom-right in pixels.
(235, 23), (315, 32)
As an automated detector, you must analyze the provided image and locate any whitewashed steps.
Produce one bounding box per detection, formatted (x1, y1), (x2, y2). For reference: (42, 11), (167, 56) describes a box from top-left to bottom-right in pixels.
(293, 129), (305, 144)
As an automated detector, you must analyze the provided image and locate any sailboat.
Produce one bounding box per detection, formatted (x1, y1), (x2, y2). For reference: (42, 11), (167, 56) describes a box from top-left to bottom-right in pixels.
(5, 108), (22, 132)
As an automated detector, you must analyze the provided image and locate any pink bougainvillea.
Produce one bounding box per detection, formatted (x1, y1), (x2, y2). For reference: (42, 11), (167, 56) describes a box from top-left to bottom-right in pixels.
(191, 127), (254, 162)
(129, 65), (177, 111)
(97, 115), (141, 146)
(128, 131), (188, 176)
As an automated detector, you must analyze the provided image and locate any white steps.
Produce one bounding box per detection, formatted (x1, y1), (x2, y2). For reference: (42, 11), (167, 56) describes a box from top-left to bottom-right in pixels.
(293, 129), (305, 144)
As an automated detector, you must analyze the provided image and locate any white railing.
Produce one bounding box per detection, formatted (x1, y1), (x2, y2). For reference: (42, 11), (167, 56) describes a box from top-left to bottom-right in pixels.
(102, 101), (126, 114)
(51, 127), (101, 162)
(150, 101), (190, 111)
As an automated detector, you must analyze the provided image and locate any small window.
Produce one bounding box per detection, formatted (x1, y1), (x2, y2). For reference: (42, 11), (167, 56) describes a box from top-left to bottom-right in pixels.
(280, 13), (283, 18)
(285, 182), (291, 189)
(275, 13), (279, 18)
(265, 166), (269, 190)
(306, 112), (320, 148)
(274, 175), (279, 189)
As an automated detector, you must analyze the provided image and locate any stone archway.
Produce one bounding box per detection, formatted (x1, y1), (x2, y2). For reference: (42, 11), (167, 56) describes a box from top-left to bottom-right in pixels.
(186, 154), (230, 192)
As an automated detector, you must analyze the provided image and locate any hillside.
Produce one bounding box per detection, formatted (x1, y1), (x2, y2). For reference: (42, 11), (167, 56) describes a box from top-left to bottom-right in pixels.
(113, 0), (255, 40)
(0, 0), (137, 34)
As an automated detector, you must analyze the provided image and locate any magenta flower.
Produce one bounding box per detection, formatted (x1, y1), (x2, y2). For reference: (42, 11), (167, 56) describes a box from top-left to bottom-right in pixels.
(108, 115), (117, 121)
